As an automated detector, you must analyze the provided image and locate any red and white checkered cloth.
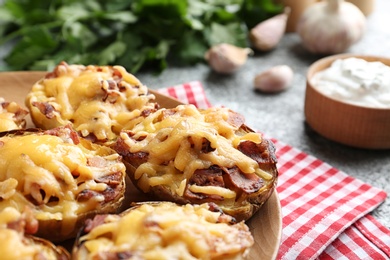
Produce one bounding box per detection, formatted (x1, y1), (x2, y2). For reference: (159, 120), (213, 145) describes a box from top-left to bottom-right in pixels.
(158, 81), (390, 260)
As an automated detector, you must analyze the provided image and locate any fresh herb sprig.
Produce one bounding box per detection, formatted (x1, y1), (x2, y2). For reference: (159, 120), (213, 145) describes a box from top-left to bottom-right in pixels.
(0, 0), (282, 73)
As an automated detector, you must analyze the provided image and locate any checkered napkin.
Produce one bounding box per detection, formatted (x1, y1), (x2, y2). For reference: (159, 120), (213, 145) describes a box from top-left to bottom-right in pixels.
(158, 81), (390, 260)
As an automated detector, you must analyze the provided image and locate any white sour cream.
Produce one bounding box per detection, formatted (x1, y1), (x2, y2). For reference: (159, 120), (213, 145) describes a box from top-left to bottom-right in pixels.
(311, 57), (390, 108)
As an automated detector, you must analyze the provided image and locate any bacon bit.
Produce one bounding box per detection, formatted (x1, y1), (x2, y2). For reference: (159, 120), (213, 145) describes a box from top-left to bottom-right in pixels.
(189, 166), (225, 187)
(32, 101), (56, 119)
(69, 127), (81, 144)
(87, 156), (107, 168)
(161, 109), (176, 120)
(227, 111), (245, 127)
(101, 80), (121, 103)
(136, 135), (147, 141)
(112, 68), (122, 79)
(184, 189), (224, 202)
(238, 139), (277, 167)
(188, 137), (215, 153)
(217, 213), (237, 225)
(7, 208), (39, 235)
(44, 125), (80, 145)
(201, 139), (215, 153)
(6, 219), (24, 233)
(23, 207), (39, 235)
(104, 92), (120, 103)
(84, 214), (108, 233)
(45, 61), (69, 79)
(77, 189), (98, 202)
(106, 80), (117, 90)
(96, 172), (122, 186)
(183, 166), (227, 202)
(141, 108), (158, 117)
(117, 83), (126, 92)
(224, 166), (263, 194)
(14, 107), (29, 124)
(77, 186), (118, 203)
(102, 187), (117, 202)
(207, 202), (223, 213)
(113, 137), (149, 168)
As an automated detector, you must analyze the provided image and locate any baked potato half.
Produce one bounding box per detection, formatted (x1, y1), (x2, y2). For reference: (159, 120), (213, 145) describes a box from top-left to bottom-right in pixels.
(25, 61), (158, 144)
(0, 125), (126, 242)
(113, 105), (278, 221)
(72, 202), (254, 259)
(0, 97), (29, 131)
(0, 207), (70, 259)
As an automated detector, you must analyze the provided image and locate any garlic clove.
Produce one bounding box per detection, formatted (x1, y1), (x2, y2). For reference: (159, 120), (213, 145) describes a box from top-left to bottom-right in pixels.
(296, 0), (366, 54)
(254, 65), (294, 93)
(204, 43), (253, 74)
(249, 7), (290, 52)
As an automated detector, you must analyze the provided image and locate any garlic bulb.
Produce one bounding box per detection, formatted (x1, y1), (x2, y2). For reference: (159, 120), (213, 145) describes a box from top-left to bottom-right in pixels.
(296, 0), (366, 54)
(249, 7), (290, 51)
(204, 43), (252, 74)
(254, 65), (294, 93)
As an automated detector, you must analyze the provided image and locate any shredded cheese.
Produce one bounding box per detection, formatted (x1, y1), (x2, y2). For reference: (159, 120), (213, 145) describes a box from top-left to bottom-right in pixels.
(25, 62), (157, 142)
(0, 130), (126, 237)
(120, 105), (275, 202)
(78, 203), (254, 259)
(0, 207), (62, 259)
(0, 98), (27, 131)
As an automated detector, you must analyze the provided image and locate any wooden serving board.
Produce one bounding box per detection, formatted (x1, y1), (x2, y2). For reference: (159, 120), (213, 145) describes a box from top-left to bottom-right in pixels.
(0, 71), (282, 260)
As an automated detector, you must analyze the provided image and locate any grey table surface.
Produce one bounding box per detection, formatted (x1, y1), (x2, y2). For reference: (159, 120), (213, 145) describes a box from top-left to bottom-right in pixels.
(0, 0), (388, 229)
(137, 0), (390, 229)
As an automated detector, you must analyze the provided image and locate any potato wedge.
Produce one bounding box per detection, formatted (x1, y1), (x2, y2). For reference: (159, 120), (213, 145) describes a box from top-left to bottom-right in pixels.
(25, 61), (158, 144)
(0, 207), (70, 259)
(113, 105), (278, 221)
(0, 125), (126, 241)
(72, 202), (254, 259)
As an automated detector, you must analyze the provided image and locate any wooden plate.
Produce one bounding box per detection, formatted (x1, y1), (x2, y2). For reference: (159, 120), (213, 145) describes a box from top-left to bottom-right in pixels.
(0, 71), (282, 259)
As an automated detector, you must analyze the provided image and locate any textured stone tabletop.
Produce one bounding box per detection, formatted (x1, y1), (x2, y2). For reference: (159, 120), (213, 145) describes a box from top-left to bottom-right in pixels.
(138, 0), (390, 228)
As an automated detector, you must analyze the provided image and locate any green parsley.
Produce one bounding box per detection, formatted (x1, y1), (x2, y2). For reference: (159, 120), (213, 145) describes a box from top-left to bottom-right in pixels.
(0, 0), (282, 73)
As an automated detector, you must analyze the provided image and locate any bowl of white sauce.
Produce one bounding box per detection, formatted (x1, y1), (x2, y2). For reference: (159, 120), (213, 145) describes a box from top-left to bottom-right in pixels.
(305, 54), (390, 149)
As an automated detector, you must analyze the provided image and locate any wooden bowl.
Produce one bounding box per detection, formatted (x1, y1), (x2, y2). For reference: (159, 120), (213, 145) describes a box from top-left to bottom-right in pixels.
(0, 71), (282, 260)
(305, 54), (390, 149)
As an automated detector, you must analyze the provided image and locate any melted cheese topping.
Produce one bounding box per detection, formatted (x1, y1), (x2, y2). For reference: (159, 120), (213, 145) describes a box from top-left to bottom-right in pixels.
(0, 207), (60, 259)
(78, 203), (254, 259)
(0, 98), (27, 131)
(0, 130), (126, 237)
(120, 105), (273, 200)
(25, 63), (157, 142)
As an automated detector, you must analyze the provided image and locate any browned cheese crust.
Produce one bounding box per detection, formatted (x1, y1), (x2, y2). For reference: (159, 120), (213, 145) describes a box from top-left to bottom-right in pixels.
(0, 207), (70, 259)
(0, 125), (127, 241)
(113, 105), (278, 221)
(72, 202), (254, 259)
(25, 61), (158, 144)
(0, 97), (29, 131)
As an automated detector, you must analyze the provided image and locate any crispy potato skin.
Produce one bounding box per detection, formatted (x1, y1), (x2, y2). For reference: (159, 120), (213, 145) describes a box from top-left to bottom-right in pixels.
(0, 127), (126, 242)
(72, 202), (254, 259)
(114, 117), (278, 222)
(28, 236), (71, 260)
